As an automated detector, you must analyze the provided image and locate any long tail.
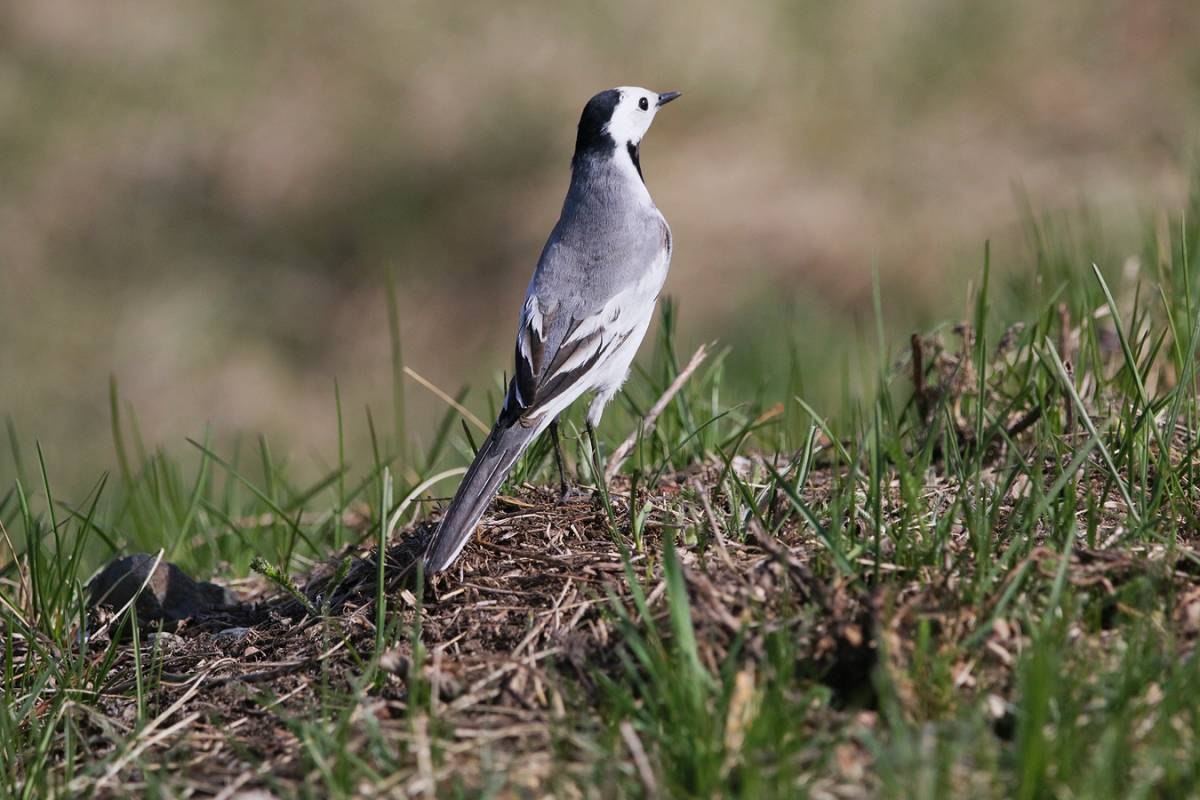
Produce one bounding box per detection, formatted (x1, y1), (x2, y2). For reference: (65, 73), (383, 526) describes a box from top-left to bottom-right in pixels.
(424, 420), (539, 572)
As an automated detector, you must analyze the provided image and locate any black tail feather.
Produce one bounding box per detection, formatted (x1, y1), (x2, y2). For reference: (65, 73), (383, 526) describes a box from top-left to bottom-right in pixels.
(423, 421), (537, 572)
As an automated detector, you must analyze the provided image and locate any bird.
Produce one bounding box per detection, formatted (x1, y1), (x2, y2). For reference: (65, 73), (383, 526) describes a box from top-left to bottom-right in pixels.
(423, 86), (681, 574)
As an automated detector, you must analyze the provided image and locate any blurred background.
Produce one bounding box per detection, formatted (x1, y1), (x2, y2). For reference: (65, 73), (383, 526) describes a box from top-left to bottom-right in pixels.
(2, 0), (1198, 491)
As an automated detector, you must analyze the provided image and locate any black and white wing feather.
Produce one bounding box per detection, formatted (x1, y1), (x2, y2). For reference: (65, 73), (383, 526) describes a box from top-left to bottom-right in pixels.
(504, 296), (637, 429)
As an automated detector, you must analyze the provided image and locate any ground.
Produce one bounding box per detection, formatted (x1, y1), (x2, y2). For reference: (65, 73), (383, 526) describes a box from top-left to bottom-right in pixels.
(31, 459), (1200, 796)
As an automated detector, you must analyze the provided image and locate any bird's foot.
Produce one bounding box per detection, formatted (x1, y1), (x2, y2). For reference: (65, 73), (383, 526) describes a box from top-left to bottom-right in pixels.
(556, 484), (590, 505)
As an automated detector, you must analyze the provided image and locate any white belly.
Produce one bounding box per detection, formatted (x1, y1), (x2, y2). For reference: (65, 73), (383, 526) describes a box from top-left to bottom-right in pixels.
(584, 247), (670, 425)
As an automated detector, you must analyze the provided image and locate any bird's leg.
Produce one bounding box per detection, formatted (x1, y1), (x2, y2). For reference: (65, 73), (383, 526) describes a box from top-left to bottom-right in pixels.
(549, 420), (571, 502)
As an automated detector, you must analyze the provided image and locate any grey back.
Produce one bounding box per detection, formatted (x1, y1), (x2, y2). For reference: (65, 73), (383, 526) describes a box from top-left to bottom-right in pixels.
(526, 154), (668, 359)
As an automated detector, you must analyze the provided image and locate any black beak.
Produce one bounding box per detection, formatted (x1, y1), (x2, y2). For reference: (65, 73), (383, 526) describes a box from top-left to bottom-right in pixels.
(656, 91), (682, 107)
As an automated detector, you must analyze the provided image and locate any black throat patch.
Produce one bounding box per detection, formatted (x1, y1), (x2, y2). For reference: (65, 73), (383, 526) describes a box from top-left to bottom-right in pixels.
(626, 142), (643, 181)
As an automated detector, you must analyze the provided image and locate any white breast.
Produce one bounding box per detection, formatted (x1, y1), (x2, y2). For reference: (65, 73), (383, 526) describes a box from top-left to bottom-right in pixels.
(582, 242), (671, 425)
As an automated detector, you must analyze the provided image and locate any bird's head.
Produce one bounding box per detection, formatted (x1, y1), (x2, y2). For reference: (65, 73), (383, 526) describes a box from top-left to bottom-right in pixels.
(574, 86), (680, 166)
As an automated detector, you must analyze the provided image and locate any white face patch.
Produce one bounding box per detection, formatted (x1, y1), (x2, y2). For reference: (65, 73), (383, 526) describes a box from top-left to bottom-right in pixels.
(603, 86), (662, 147)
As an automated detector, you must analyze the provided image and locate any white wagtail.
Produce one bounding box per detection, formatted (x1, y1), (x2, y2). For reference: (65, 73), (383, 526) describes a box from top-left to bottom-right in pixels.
(424, 86), (681, 573)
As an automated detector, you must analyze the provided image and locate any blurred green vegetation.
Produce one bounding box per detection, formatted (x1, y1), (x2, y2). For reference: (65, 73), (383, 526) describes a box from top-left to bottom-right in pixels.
(2, 1), (1199, 491)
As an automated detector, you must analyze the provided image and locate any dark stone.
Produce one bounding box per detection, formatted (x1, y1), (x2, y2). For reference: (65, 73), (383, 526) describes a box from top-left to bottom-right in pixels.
(88, 554), (237, 623)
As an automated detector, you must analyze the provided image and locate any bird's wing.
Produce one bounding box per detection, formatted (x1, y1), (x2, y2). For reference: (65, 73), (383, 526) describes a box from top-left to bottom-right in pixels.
(505, 292), (637, 427)
(503, 217), (668, 428)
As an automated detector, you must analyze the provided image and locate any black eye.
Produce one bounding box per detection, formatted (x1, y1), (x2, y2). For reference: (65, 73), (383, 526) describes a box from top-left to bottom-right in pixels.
(638, 97), (649, 111)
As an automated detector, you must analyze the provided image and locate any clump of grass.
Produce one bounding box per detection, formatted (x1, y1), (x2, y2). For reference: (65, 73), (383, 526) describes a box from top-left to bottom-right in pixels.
(251, 555), (319, 617)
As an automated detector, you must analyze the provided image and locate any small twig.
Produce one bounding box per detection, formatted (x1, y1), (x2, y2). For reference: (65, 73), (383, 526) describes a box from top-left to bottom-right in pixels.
(405, 365), (490, 434)
(1005, 405), (1043, 438)
(208, 659), (317, 687)
(620, 720), (658, 795)
(476, 540), (570, 567)
(605, 344), (709, 483)
(412, 713), (436, 798)
(911, 333), (929, 422)
(229, 508), (370, 531)
(692, 478), (735, 571)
